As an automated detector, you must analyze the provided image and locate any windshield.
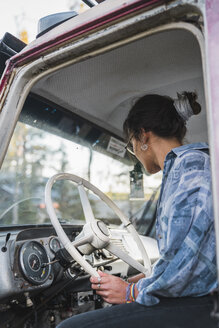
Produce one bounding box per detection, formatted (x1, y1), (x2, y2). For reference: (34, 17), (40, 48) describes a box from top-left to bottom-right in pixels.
(0, 93), (162, 227)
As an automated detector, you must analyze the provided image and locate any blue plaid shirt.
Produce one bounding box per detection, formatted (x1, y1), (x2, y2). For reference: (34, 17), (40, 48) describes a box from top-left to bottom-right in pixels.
(136, 143), (217, 306)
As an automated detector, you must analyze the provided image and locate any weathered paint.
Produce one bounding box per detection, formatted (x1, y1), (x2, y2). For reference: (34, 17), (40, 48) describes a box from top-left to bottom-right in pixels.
(205, 1), (219, 199)
(205, 0), (219, 272)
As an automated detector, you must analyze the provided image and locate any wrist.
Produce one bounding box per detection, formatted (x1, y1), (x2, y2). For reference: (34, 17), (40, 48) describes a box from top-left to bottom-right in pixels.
(125, 283), (138, 303)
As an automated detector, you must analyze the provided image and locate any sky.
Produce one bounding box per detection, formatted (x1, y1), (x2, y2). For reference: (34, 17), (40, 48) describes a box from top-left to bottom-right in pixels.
(0, 0), (85, 42)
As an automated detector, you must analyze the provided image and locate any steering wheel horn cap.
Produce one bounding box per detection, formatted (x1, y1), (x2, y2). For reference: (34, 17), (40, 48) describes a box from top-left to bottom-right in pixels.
(97, 221), (110, 236)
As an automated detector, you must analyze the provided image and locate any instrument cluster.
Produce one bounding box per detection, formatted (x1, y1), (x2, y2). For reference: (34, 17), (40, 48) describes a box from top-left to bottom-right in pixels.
(17, 236), (65, 286)
(0, 226), (85, 302)
(19, 240), (51, 285)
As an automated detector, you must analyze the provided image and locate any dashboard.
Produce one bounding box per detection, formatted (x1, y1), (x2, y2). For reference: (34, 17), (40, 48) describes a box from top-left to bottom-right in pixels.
(0, 225), (83, 302)
(0, 224), (159, 303)
(0, 224), (159, 328)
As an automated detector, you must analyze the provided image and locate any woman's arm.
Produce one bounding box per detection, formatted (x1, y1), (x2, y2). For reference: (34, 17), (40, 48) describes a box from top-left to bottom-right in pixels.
(127, 273), (145, 283)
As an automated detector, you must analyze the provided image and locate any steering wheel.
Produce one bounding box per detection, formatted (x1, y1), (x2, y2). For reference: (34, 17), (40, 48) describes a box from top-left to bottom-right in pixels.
(45, 173), (151, 278)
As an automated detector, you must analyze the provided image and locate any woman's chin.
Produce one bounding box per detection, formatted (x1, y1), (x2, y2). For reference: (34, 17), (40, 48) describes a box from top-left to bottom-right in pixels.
(145, 165), (161, 175)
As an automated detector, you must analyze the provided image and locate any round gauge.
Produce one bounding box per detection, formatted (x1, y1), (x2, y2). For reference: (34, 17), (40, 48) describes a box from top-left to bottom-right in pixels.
(19, 241), (51, 285)
(49, 237), (61, 253)
(28, 253), (41, 271)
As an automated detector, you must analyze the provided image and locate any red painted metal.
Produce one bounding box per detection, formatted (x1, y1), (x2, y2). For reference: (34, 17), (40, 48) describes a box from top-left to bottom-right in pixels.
(205, 0), (219, 196)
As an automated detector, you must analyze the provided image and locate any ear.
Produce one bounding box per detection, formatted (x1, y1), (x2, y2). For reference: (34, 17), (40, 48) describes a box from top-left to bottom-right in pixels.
(140, 130), (151, 143)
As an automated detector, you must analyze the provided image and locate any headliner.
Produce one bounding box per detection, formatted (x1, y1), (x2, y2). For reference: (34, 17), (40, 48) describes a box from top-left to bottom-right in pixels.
(32, 28), (207, 143)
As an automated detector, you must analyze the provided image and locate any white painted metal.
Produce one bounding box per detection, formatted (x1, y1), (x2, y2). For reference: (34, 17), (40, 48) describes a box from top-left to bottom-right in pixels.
(202, 4), (219, 279)
(105, 243), (147, 273)
(45, 173), (151, 276)
(77, 183), (96, 223)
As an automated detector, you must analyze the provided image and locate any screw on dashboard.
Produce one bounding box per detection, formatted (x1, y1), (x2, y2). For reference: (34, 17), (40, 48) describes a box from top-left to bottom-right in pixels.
(1, 233), (11, 252)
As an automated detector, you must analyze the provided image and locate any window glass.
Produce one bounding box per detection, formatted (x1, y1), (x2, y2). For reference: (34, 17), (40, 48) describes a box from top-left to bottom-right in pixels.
(0, 94), (162, 230)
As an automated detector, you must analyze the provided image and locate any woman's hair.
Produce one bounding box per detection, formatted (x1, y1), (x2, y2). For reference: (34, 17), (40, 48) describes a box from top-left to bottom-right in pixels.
(123, 91), (201, 143)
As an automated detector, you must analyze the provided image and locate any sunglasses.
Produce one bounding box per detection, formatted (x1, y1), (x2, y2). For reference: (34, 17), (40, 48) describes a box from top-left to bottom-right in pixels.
(125, 135), (135, 155)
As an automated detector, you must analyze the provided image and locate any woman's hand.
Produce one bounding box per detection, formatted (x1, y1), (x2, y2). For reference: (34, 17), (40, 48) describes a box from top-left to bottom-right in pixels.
(90, 271), (129, 304)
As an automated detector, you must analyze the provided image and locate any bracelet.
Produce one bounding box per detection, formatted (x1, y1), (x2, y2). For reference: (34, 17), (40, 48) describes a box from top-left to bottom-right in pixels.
(125, 283), (136, 303)
(130, 283), (136, 301)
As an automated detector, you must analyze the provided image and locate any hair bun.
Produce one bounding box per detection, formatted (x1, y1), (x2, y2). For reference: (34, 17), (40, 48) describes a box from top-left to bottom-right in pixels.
(174, 91), (201, 121)
(182, 91), (201, 115)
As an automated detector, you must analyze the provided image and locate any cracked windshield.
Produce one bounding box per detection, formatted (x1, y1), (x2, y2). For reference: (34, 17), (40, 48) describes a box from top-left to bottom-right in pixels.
(0, 95), (161, 231)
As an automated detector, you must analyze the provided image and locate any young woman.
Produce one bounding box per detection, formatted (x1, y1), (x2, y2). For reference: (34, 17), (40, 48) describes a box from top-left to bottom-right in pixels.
(57, 92), (217, 328)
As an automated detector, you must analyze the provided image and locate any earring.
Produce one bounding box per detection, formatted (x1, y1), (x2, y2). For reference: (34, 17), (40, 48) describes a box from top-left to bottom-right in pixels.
(141, 144), (148, 151)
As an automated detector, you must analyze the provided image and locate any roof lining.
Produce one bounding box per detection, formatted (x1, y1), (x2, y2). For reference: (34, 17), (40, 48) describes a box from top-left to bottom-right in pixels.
(32, 24), (206, 142)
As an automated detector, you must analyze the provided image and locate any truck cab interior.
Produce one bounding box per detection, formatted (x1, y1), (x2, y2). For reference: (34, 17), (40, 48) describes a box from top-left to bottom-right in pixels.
(0, 1), (216, 327)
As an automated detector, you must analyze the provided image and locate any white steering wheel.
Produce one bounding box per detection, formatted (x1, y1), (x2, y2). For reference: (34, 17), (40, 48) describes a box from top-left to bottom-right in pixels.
(45, 173), (151, 278)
